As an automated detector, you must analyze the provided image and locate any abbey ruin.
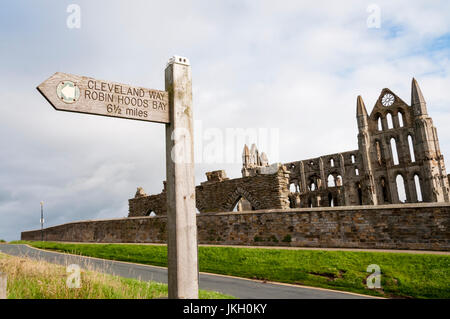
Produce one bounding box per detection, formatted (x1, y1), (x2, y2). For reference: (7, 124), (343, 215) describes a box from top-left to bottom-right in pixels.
(129, 78), (450, 217)
(22, 78), (450, 250)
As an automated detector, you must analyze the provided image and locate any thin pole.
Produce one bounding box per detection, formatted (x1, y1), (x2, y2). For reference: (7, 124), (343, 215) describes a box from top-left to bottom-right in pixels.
(40, 201), (44, 241)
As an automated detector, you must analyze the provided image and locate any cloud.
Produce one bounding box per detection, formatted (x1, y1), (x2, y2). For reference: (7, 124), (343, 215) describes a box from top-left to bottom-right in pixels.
(0, 0), (449, 240)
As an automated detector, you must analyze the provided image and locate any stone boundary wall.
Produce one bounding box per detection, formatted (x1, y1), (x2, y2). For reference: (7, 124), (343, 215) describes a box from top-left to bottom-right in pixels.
(22, 203), (450, 251)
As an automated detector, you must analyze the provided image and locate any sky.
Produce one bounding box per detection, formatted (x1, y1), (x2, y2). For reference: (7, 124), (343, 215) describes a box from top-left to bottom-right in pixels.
(0, 0), (450, 241)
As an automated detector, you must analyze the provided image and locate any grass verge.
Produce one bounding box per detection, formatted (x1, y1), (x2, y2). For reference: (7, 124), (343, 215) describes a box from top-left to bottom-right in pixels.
(0, 252), (233, 299)
(11, 241), (450, 299)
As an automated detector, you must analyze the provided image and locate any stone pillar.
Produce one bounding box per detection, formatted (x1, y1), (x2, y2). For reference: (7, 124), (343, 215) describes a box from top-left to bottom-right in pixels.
(408, 174), (419, 203)
(388, 174), (400, 203)
(319, 157), (325, 190)
(300, 161), (306, 193)
(165, 56), (199, 299)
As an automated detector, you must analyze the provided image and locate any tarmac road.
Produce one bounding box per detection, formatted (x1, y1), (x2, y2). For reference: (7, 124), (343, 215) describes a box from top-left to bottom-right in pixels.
(0, 244), (377, 299)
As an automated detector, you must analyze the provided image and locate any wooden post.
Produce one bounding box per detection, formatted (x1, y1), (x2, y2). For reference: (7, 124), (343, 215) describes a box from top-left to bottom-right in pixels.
(0, 272), (6, 299)
(165, 56), (199, 299)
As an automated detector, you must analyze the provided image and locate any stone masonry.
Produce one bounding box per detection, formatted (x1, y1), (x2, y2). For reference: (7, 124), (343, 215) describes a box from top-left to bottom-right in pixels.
(22, 203), (450, 251)
(128, 165), (291, 216)
(129, 78), (450, 217)
(22, 79), (450, 251)
(282, 79), (449, 208)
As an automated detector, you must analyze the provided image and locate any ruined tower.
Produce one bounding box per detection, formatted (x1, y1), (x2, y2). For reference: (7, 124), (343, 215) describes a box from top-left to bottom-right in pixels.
(242, 144), (269, 177)
(357, 95), (378, 205)
(130, 78), (450, 217)
(262, 78), (449, 207)
(411, 78), (449, 202)
(364, 78), (449, 204)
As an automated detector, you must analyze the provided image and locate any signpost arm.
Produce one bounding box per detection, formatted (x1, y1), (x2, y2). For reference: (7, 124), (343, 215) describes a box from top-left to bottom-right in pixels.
(164, 56), (199, 299)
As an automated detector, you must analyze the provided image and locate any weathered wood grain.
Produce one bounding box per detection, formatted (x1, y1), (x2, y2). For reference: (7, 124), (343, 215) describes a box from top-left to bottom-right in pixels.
(37, 72), (169, 123)
(165, 57), (199, 299)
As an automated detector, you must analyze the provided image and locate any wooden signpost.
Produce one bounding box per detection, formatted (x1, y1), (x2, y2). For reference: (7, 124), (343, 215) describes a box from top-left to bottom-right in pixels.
(37, 56), (199, 299)
(37, 72), (169, 124)
(0, 272), (6, 299)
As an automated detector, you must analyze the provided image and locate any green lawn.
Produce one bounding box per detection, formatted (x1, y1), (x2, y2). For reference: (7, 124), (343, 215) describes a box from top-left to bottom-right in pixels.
(11, 241), (450, 299)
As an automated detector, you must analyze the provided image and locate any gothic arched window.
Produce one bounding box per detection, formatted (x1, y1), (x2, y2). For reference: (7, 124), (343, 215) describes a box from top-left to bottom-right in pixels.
(390, 138), (399, 165)
(396, 174), (407, 203)
(398, 112), (404, 127)
(387, 113), (394, 129)
(414, 174), (423, 202)
(408, 135), (416, 162)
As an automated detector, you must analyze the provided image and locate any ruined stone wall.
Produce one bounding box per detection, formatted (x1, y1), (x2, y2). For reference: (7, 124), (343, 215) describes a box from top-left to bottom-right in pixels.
(284, 150), (362, 208)
(128, 80), (449, 216)
(22, 203), (450, 251)
(367, 90), (425, 205)
(128, 193), (167, 217)
(241, 81), (450, 209)
(196, 166), (290, 213)
(361, 84), (449, 205)
(128, 166), (291, 217)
